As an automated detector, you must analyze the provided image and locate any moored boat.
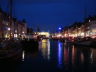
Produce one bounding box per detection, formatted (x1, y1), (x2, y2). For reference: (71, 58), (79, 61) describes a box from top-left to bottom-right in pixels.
(21, 39), (39, 52)
(0, 40), (22, 61)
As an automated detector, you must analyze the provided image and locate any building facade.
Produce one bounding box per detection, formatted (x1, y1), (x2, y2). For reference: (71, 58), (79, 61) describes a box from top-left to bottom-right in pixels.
(0, 9), (27, 39)
(61, 16), (96, 39)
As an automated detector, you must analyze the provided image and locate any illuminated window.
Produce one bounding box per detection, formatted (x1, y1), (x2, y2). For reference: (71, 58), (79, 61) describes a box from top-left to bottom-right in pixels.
(14, 34), (18, 38)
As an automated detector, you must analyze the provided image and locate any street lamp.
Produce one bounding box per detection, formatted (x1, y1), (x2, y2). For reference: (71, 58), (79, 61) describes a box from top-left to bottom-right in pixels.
(7, 27), (11, 39)
(58, 27), (62, 30)
(89, 20), (91, 22)
(8, 27), (11, 31)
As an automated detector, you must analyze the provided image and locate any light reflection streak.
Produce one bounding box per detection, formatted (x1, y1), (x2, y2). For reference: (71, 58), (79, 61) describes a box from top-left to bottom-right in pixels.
(80, 52), (84, 63)
(58, 41), (63, 68)
(41, 39), (50, 60)
(47, 39), (50, 60)
(72, 45), (75, 64)
(22, 50), (25, 61)
(41, 40), (47, 59)
(90, 48), (96, 63)
(64, 46), (69, 64)
(90, 49), (93, 63)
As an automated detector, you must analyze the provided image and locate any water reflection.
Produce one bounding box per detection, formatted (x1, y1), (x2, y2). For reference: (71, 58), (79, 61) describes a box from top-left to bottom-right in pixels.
(58, 41), (63, 68)
(1, 40), (96, 72)
(80, 52), (84, 63)
(90, 48), (96, 63)
(64, 44), (69, 64)
(72, 45), (76, 64)
(22, 50), (25, 61)
(40, 39), (50, 60)
(47, 40), (50, 60)
(40, 39), (96, 71)
(70, 45), (94, 65)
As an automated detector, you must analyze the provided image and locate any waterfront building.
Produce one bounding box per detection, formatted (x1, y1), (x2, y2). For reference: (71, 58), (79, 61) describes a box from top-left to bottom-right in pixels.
(0, 8), (27, 39)
(61, 16), (96, 39)
(85, 16), (96, 38)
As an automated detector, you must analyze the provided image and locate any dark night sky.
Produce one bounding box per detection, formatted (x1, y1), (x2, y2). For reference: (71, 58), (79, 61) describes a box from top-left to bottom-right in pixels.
(0, 0), (96, 32)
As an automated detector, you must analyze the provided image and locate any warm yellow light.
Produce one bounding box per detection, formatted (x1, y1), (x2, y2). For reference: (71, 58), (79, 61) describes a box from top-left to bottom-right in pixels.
(5, 34), (8, 38)
(81, 32), (84, 36)
(39, 32), (50, 37)
(42, 40), (47, 43)
(5, 34), (10, 38)
(64, 34), (67, 37)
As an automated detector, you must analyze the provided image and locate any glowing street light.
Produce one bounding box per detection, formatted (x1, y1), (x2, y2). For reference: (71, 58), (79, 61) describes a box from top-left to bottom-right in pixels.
(89, 20), (91, 22)
(58, 27), (62, 30)
(8, 27), (11, 31)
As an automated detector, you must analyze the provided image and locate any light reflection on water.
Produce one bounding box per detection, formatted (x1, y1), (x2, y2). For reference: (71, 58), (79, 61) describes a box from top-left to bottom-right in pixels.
(39, 39), (96, 69)
(64, 43), (69, 64)
(47, 39), (50, 60)
(90, 48), (96, 63)
(72, 45), (75, 64)
(21, 39), (96, 68)
(39, 39), (50, 60)
(58, 41), (63, 68)
(1, 39), (96, 72)
(22, 50), (25, 61)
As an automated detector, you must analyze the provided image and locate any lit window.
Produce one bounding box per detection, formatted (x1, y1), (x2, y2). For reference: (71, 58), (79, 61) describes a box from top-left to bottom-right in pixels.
(22, 31), (25, 34)
(14, 34), (17, 38)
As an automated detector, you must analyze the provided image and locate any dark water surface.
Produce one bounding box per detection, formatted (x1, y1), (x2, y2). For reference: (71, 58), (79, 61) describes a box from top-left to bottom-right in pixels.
(0, 39), (96, 72)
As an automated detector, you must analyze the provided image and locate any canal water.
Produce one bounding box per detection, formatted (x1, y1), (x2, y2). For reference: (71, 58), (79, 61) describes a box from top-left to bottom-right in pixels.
(0, 39), (96, 72)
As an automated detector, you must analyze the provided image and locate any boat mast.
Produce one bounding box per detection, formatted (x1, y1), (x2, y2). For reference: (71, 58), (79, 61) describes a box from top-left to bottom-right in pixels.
(9, 0), (13, 39)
